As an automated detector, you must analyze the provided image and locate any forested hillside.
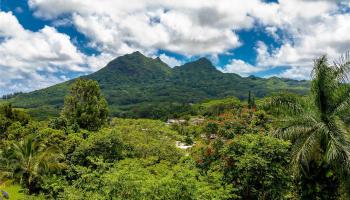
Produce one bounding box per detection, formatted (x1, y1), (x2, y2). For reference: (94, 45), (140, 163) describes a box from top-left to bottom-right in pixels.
(8, 52), (309, 119)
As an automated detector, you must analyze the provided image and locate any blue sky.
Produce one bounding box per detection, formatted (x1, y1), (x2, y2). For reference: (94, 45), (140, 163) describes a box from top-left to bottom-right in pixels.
(0, 0), (349, 95)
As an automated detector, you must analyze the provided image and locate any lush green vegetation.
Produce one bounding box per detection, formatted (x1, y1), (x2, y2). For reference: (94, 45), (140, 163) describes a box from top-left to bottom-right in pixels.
(1, 54), (349, 199)
(0, 182), (25, 199)
(8, 51), (309, 120)
(61, 78), (109, 131)
(265, 55), (350, 199)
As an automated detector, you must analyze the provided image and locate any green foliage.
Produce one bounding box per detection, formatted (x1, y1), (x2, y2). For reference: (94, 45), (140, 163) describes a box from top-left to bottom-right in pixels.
(59, 157), (235, 200)
(109, 118), (183, 161)
(1, 135), (66, 194)
(298, 161), (340, 200)
(128, 102), (193, 120)
(192, 134), (292, 199)
(48, 117), (67, 131)
(0, 103), (30, 136)
(195, 97), (242, 116)
(71, 129), (124, 166)
(0, 103), (29, 124)
(5, 122), (31, 140)
(221, 134), (291, 199)
(61, 79), (109, 131)
(171, 123), (201, 145)
(37, 128), (67, 151)
(202, 108), (272, 139)
(191, 139), (225, 172)
(248, 90), (256, 109)
(265, 54), (350, 199)
(0, 182), (25, 200)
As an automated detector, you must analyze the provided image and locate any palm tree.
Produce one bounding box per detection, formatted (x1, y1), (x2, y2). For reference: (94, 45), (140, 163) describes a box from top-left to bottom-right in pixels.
(266, 54), (350, 199)
(2, 135), (65, 193)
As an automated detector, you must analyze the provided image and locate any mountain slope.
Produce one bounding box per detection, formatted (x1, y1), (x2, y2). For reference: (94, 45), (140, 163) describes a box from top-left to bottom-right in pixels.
(9, 51), (309, 119)
(89, 51), (171, 84)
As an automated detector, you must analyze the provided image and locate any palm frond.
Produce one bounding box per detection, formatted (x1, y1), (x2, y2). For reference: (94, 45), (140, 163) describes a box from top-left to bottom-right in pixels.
(325, 119), (350, 170)
(311, 56), (343, 114)
(273, 114), (319, 141)
(333, 52), (350, 83)
(272, 54), (350, 191)
(290, 130), (320, 176)
(1, 135), (66, 187)
(332, 92), (350, 117)
(326, 82), (350, 119)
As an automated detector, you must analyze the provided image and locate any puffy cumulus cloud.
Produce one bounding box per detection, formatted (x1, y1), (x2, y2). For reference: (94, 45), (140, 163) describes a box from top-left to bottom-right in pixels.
(0, 11), (111, 95)
(0, 67), (69, 95)
(221, 59), (263, 77)
(51, 18), (73, 27)
(255, 0), (350, 79)
(158, 54), (183, 67)
(278, 66), (313, 80)
(28, 0), (281, 56)
(27, 0), (350, 80)
(226, 0), (350, 81)
(0, 11), (25, 37)
(84, 52), (122, 72)
(0, 12), (86, 69)
(0, 25), (85, 71)
(256, 12), (350, 79)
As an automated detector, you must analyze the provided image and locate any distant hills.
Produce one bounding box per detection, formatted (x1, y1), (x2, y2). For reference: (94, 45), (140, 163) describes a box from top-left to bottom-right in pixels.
(8, 51), (309, 119)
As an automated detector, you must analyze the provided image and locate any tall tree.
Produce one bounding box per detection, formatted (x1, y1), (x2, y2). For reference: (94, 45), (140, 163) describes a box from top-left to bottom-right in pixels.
(248, 91), (255, 109)
(266, 55), (350, 199)
(62, 78), (109, 131)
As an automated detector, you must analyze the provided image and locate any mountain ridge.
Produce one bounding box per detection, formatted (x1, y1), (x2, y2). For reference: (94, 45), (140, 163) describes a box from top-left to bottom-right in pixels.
(8, 51), (310, 119)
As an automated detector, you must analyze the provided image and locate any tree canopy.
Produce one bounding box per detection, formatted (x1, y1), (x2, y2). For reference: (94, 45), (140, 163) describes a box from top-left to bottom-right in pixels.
(61, 79), (109, 131)
(265, 54), (350, 199)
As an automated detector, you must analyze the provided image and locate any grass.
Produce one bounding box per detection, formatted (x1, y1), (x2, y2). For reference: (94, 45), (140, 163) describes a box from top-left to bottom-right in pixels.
(0, 181), (25, 200)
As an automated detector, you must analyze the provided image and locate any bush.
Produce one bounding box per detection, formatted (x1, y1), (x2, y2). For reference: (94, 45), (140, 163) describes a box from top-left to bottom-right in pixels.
(221, 134), (291, 199)
(71, 129), (124, 166)
(59, 158), (235, 200)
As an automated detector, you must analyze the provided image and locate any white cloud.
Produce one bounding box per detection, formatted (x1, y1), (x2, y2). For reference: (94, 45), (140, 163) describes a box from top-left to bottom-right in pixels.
(265, 26), (279, 40)
(85, 52), (115, 71)
(0, 11), (110, 95)
(257, 0), (350, 79)
(0, 12), (86, 70)
(222, 59), (263, 77)
(158, 54), (183, 67)
(29, 0), (277, 56)
(0, 67), (69, 95)
(51, 18), (72, 27)
(0, 11), (25, 37)
(256, 12), (350, 79)
(278, 66), (312, 80)
(26, 0), (350, 80)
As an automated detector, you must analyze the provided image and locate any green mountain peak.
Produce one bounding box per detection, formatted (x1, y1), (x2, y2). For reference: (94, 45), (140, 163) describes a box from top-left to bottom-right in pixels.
(174, 57), (218, 73)
(90, 51), (171, 82)
(9, 52), (310, 119)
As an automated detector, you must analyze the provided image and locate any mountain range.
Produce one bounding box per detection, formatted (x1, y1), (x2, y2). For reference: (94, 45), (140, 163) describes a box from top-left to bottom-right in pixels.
(8, 51), (309, 119)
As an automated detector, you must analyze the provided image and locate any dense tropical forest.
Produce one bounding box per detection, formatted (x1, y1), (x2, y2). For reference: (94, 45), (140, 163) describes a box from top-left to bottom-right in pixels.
(1, 54), (350, 200)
